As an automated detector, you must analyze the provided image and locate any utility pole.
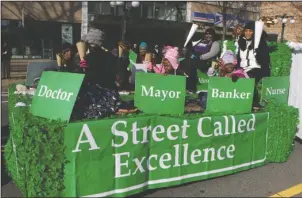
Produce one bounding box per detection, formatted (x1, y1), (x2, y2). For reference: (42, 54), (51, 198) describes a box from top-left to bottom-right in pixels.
(122, 4), (128, 41)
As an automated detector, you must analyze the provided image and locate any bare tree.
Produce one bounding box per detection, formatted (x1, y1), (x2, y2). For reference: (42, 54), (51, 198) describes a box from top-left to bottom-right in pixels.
(217, 1), (257, 41)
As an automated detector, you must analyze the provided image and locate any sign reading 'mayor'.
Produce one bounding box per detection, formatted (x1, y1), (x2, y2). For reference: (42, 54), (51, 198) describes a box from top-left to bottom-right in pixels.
(134, 72), (186, 114)
(30, 71), (85, 121)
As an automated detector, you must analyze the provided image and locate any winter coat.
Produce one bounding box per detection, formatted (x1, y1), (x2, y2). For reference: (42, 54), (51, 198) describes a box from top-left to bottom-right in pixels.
(236, 34), (271, 80)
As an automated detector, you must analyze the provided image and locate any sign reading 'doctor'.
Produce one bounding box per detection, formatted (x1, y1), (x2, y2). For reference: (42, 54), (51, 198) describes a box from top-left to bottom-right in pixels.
(207, 77), (255, 114)
(261, 76), (290, 104)
(30, 71), (85, 121)
(135, 73), (186, 114)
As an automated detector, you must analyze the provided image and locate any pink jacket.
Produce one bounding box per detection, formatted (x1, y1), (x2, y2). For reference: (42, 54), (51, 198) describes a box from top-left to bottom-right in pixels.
(231, 69), (249, 78)
(153, 64), (166, 74)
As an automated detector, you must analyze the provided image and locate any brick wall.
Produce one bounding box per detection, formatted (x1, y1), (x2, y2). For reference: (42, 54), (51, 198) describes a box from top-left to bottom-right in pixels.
(1, 2), (82, 23)
(260, 2), (302, 42)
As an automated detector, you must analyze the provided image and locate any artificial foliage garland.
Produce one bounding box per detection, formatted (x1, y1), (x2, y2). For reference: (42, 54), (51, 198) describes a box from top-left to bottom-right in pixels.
(5, 84), (67, 197)
(4, 40), (299, 197)
(265, 102), (299, 162)
(4, 84), (299, 197)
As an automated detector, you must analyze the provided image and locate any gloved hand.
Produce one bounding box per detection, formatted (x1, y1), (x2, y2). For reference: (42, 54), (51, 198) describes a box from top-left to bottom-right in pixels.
(80, 60), (88, 68)
(254, 48), (261, 64)
(231, 74), (240, 82)
(254, 48), (260, 56)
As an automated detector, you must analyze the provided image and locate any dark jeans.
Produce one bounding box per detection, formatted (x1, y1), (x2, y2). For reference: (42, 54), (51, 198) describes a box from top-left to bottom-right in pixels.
(198, 92), (208, 110)
(246, 68), (263, 107)
(186, 66), (197, 92)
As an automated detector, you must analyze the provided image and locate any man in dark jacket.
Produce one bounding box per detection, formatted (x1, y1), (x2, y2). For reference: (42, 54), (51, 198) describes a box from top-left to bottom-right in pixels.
(178, 45), (197, 92)
(116, 41), (132, 90)
(2, 42), (12, 79)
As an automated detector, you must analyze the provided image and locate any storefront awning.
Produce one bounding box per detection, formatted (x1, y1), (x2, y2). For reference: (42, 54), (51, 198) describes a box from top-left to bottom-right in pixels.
(192, 12), (252, 28)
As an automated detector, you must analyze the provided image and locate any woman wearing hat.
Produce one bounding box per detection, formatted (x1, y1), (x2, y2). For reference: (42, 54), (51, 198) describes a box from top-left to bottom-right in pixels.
(71, 28), (120, 120)
(237, 21), (271, 108)
(80, 28), (118, 89)
(136, 42), (150, 64)
(193, 28), (221, 111)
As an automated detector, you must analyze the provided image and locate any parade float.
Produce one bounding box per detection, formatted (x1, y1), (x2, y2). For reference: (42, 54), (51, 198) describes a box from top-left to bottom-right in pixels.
(4, 25), (300, 197)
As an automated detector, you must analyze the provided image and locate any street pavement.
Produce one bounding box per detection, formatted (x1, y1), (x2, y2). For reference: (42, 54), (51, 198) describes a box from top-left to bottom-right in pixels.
(1, 92), (301, 197)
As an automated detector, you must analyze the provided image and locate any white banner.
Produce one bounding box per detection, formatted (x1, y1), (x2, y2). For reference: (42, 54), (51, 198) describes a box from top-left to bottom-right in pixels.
(62, 24), (73, 44)
(81, 1), (88, 39)
(287, 42), (302, 140)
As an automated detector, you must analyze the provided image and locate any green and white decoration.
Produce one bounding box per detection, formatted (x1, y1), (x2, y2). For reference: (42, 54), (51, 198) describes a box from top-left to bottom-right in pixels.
(4, 41), (300, 197)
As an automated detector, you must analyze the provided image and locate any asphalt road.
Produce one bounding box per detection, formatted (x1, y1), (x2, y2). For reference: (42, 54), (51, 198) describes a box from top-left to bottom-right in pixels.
(1, 92), (301, 197)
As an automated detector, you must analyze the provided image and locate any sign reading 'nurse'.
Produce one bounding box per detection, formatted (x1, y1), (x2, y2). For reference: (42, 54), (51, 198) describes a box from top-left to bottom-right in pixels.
(261, 76), (290, 105)
(30, 71), (85, 121)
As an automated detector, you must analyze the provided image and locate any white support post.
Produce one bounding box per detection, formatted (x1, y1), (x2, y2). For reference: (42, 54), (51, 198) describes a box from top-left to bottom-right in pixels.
(81, 1), (88, 39)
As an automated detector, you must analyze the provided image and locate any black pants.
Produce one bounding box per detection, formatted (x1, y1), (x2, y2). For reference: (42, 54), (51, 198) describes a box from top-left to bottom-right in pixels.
(195, 59), (210, 73)
(1, 60), (11, 79)
(186, 66), (197, 92)
(247, 69), (263, 107)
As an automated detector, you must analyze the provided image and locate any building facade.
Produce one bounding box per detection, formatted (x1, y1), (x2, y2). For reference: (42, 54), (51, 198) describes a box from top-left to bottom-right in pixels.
(186, 2), (261, 40)
(85, 1), (189, 48)
(1, 1), (82, 59)
(260, 2), (302, 42)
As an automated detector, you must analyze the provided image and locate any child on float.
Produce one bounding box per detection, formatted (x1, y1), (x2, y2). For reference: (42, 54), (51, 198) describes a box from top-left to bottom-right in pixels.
(198, 50), (247, 112)
(218, 50), (248, 81)
(131, 42), (154, 84)
(152, 47), (180, 75)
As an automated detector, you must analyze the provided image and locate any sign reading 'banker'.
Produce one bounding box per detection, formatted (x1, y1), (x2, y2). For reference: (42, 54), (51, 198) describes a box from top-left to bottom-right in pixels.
(207, 77), (255, 114)
(30, 71), (85, 121)
(135, 73), (186, 114)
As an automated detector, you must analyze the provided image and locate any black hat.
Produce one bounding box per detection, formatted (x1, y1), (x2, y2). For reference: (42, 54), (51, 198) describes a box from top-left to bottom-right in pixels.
(245, 22), (255, 31)
(204, 28), (217, 41)
(61, 43), (72, 53)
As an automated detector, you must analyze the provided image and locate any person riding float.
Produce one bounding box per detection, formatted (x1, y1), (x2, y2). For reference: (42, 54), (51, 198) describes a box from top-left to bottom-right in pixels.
(236, 21), (271, 109)
(71, 28), (120, 120)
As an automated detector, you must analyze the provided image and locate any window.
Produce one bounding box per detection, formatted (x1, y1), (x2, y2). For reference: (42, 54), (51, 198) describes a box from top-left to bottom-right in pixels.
(164, 5), (177, 21)
(88, 2), (98, 14)
(139, 2), (185, 21)
(87, 1), (186, 21)
(88, 2), (113, 15)
(99, 2), (112, 15)
(154, 4), (166, 20)
(116, 6), (125, 16)
(141, 3), (154, 19)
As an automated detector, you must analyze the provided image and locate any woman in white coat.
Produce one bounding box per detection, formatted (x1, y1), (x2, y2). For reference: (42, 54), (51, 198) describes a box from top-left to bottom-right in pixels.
(236, 21), (271, 108)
